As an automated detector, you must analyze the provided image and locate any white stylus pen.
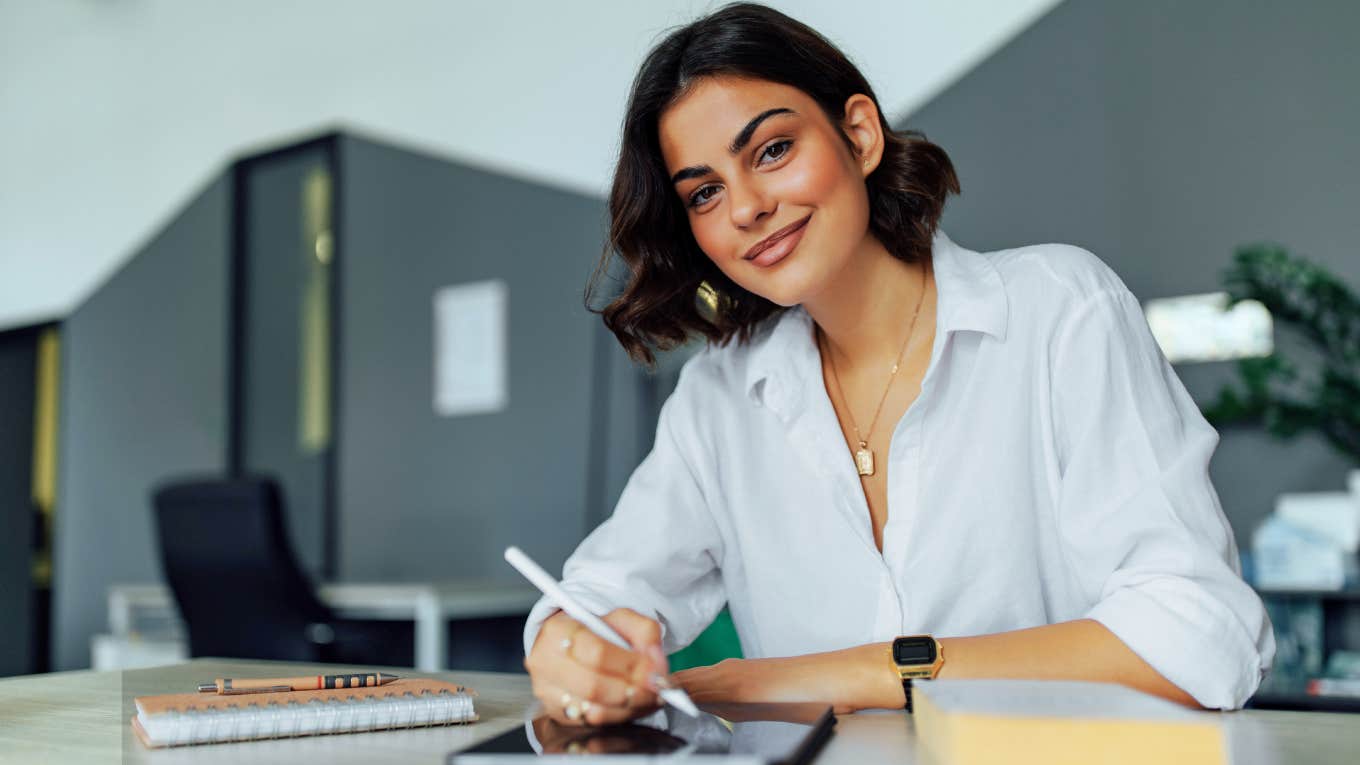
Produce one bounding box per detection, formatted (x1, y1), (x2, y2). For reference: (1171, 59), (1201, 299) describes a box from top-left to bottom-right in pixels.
(504, 546), (700, 717)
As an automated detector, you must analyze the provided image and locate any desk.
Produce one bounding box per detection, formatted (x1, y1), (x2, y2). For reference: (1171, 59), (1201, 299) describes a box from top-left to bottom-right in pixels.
(101, 582), (542, 672)
(0, 659), (1356, 764)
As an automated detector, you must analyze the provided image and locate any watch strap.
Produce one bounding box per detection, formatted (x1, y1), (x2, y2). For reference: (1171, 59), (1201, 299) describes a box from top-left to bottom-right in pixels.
(902, 677), (913, 713)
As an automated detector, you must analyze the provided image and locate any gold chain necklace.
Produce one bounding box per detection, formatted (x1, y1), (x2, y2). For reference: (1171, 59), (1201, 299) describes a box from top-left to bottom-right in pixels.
(819, 259), (927, 477)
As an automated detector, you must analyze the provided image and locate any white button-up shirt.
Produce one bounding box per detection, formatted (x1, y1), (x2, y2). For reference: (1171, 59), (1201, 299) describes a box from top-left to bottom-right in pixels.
(524, 230), (1275, 710)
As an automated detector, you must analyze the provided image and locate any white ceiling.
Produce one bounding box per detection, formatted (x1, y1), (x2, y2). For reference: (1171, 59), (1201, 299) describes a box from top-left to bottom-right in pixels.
(0, 0), (1060, 331)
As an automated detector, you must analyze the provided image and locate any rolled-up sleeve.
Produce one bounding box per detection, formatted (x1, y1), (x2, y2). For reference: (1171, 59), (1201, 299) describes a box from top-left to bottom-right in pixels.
(522, 360), (727, 659)
(1050, 286), (1275, 709)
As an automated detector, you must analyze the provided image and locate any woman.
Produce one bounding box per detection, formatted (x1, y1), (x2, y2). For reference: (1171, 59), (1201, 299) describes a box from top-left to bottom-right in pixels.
(522, 2), (1274, 726)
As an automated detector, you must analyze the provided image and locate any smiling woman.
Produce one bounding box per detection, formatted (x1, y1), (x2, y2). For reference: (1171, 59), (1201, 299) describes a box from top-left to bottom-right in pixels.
(523, 1), (1274, 730)
(590, 5), (957, 367)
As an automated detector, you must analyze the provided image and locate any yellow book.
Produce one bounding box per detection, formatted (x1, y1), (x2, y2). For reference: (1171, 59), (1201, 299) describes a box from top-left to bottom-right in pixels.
(912, 679), (1225, 765)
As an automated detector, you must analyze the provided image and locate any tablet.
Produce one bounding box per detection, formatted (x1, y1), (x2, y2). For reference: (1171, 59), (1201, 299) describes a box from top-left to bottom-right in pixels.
(448, 702), (836, 764)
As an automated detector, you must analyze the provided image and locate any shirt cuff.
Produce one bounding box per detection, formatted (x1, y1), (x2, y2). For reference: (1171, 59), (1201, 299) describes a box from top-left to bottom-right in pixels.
(1085, 582), (1265, 710)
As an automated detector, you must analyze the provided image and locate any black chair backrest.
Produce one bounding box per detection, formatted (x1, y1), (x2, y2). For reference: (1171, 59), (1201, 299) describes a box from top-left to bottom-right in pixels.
(152, 476), (333, 661)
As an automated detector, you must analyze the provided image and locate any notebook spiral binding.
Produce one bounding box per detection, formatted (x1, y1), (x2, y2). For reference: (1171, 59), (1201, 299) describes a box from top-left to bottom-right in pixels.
(141, 688), (476, 746)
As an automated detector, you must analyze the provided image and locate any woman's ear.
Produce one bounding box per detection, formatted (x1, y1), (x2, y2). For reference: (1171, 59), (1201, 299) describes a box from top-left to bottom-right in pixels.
(841, 93), (884, 177)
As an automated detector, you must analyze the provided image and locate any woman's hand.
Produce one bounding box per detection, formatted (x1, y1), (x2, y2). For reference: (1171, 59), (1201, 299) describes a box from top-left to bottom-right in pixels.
(672, 644), (906, 714)
(525, 609), (669, 726)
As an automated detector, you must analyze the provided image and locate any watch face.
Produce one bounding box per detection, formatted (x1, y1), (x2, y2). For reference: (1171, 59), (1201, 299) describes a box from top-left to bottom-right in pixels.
(893, 637), (937, 665)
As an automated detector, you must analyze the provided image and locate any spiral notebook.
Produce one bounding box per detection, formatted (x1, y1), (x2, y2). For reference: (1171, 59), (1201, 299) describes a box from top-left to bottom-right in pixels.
(131, 678), (478, 748)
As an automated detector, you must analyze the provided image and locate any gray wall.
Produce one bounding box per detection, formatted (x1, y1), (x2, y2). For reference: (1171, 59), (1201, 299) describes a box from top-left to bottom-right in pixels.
(335, 135), (614, 582)
(906, 0), (1360, 539)
(52, 176), (231, 670)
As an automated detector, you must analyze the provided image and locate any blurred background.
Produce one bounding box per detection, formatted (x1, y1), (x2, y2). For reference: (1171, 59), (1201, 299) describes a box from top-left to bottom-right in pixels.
(1, 0), (1357, 712)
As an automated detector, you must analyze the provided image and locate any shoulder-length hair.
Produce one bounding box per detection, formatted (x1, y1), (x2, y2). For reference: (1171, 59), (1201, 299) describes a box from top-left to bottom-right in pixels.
(590, 2), (959, 367)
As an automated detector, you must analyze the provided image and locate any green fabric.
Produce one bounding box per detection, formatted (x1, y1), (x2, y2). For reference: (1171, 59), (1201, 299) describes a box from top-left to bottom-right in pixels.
(668, 607), (743, 671)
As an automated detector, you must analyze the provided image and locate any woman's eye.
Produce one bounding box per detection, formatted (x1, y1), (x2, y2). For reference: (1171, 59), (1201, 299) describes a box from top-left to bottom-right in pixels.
(688, 185), (718, 208)
(759, 139), (793, 164)
(685, 140), (793, 209)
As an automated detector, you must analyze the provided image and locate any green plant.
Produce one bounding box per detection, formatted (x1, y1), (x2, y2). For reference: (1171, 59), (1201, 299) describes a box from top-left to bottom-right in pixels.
(1203, 244), (1360, 465)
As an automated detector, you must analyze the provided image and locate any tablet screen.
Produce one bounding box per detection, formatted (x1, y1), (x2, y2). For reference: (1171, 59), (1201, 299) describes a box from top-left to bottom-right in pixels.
(448, 702), (835, 764)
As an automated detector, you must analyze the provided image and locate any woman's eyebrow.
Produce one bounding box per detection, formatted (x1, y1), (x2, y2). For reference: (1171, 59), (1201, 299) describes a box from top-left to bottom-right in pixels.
(670, 107), (797, 185)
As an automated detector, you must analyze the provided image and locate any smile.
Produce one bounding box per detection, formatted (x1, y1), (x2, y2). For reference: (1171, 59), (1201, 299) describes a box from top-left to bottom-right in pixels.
(744, 214), (811, 267)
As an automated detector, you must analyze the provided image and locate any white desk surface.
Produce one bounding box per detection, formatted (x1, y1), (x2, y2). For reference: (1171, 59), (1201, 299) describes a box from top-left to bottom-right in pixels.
(0, 659), (1356, 765)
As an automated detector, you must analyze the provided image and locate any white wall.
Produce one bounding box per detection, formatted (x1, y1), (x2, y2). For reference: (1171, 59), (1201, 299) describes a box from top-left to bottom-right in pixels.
(0, 0), (1059, 330)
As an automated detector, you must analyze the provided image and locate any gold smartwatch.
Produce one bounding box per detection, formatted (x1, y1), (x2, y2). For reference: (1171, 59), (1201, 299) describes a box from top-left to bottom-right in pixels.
(889, 635), (944, 713)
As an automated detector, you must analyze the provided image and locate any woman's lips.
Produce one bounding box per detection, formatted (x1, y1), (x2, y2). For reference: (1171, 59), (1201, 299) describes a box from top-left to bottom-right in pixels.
(746, 214), (810, 268)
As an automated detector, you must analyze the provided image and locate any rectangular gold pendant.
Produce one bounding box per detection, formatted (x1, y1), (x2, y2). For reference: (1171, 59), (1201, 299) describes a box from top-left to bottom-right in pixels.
(855, 448), (875, 476)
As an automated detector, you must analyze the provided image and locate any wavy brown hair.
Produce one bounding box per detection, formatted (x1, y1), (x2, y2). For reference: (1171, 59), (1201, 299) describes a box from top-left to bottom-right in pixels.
(589, 2), (959, 367)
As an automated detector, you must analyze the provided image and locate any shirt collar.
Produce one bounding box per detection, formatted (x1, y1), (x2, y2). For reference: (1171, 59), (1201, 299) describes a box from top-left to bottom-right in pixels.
(932, 229), (1009, 342)
(742, 229), (1009, 410)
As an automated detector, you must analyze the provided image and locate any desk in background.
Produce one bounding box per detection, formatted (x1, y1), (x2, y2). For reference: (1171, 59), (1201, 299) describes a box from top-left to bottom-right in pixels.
(0, 658), (1357, 764)
(95, 582), (541, 672)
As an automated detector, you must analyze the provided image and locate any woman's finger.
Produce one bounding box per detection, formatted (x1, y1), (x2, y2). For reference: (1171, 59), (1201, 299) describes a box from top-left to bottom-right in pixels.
(527, 611), (579, 666)
(602, 608), (672, 692)
(582, 697), (661, 726)
(603, 609), (664, 663)
(534, 681), (592, 727)
(534, 678), (658, 729)
(562, 620), (647, 680)
(552, 651), (647, 708)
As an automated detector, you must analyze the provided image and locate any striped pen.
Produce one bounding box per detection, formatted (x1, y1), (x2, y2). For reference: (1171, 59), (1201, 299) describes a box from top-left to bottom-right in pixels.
(197, 672), (400, 695)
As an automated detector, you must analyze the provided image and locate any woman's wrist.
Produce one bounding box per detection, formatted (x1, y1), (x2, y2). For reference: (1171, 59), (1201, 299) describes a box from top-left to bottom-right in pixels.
(847, 643), (912, 710)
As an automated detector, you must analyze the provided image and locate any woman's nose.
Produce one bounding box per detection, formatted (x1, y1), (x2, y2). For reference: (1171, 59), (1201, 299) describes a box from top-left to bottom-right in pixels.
(727, 182), (774, 230)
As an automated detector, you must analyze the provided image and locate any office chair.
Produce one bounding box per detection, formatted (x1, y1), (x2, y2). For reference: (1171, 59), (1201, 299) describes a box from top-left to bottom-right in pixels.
(151, 476), (413, 666)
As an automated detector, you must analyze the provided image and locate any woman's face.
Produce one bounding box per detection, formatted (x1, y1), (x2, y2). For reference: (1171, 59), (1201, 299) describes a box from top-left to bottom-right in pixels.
(658, 76), (883, 307)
